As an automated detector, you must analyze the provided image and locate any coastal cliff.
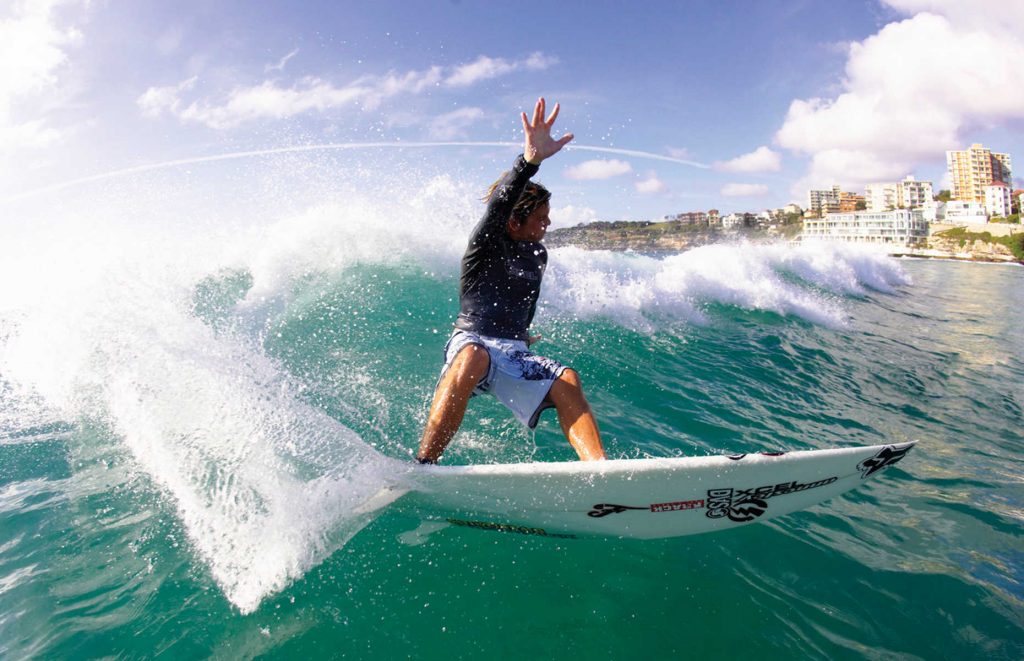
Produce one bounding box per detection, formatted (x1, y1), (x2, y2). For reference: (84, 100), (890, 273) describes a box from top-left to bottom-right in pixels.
(548, 220), (1023, 264)
(910, 227), (1024, 263)
(546, 220), (800, 252)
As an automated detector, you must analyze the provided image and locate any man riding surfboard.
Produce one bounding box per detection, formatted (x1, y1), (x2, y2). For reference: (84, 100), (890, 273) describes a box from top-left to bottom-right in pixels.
(416, 98), (606, 464)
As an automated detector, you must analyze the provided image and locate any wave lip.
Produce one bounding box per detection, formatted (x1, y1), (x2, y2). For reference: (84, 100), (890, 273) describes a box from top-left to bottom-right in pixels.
(545, 241), (907, 330)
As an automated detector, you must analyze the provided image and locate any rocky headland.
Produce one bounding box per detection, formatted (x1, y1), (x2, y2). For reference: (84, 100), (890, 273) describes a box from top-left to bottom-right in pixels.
(547, 220), (1024, 264)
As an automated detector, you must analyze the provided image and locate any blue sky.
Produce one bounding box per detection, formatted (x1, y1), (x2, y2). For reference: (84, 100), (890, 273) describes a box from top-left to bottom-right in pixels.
(3, 0), (1024, 222)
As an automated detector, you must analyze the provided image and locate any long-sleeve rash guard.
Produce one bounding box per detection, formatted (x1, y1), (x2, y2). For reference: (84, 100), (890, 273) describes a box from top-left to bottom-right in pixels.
(453, 155), (546, 341)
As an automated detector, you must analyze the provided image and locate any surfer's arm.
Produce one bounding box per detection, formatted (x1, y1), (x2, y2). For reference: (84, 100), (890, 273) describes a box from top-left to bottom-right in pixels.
(469, 98), (572, 242)
(470, 155), (539, 242)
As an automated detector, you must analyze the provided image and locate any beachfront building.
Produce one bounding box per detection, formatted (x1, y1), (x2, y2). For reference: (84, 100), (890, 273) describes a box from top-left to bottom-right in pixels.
(944, 200), (988, 225)
(802, 209), (928, 246)
(985, 183), (1012, 218)
(675, 211), (709, 225)
(721, 212), (743, 229)
(866, 176), (933, 211)
(946, 143), (1013, 202)
(920, 200), (945, 222)
(839, 191), (865, 212)
(783, 203), (802, 216)
(807, 185), (841, 216)
(898, 176), (934, 209)
(865, 183), (898, 211)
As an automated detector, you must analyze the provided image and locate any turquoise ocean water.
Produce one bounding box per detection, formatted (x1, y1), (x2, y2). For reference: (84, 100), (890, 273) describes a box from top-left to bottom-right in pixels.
(1, 154), (1022, 659)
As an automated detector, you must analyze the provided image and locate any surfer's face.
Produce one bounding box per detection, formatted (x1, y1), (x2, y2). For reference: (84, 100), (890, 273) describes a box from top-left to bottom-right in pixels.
(509, 201), (551, 242)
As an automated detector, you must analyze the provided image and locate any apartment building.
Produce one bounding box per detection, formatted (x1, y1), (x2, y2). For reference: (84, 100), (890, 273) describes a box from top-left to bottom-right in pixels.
(945, 200), (988, 225)
(807, 185), (841, 216)
(866, 176), (933, 211)
(839, 191), (865, 212)
(865, 183), (898, 212)
(675, 211), (709, 225)
(946, 143), (1013, 202)
(802, 209), (928, 246)
(898, 176), (934, 209)
(985, 183), (1012, 218)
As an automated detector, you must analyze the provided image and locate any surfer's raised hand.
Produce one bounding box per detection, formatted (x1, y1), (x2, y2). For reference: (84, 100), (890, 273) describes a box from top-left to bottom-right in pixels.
(522, 97), (573, 165)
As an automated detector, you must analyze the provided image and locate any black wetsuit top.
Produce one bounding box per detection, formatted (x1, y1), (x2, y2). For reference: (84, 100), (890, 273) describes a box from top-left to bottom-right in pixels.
(454, 155), (546, 341)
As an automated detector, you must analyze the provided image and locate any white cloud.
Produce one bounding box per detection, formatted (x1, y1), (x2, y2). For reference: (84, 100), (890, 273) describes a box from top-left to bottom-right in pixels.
(428, 107), (486, 140)
(564, 159), (632, 181)
(137, 70), (438, 129)
(445, 52), (557, 87)
(140, 52), (554, 129)
(0, 118), (62, 150)
(0, 0), (82, 151)
(523, 52), (558, 70)
(721, 183), (769, 197)
(635, 173), (666, 194)
(137, 77), (197, 118)
(714, 146), (781, 173)
(549, 204), (598, 229)
(265, 48), (299, 73)
(884, 0), (1024, 33)
(776, 3), (1024, 191)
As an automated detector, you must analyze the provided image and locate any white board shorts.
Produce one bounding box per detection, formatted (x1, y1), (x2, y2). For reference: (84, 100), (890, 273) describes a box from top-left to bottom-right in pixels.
(441, 330), (567, 429)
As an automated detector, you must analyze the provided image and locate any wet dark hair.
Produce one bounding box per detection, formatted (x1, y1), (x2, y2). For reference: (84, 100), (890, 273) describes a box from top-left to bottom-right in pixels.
(484, 176), (551, 225)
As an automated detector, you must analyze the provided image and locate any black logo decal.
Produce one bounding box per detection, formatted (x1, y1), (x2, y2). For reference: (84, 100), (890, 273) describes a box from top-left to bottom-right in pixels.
(705, 476), (838, 523)
(858, 444), (913, 479)
(726, 498), (768, 522)
(588, 503), (647, 518)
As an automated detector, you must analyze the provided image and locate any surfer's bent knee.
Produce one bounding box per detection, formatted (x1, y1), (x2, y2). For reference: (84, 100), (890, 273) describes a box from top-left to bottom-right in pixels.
(558, 368), (585, 393)
(450, 344), (490, 386)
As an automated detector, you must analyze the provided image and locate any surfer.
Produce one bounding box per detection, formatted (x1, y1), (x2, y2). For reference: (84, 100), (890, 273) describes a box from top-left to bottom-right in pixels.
(417, 98), (607, 464)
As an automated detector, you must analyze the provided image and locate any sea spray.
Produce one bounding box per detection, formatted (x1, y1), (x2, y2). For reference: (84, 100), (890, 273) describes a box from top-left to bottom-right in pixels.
(543, 241), (910, 332)
(0, 220), (408, 612)
(0, 153), (913, 614)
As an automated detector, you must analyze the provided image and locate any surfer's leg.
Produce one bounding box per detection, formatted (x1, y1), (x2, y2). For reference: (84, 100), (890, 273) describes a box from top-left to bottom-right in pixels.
(547, 369), (606, 461)
(417, 345), (490, 463)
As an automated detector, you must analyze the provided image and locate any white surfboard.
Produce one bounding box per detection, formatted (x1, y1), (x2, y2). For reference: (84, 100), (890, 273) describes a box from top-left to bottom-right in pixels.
(389, 442), (916, 540)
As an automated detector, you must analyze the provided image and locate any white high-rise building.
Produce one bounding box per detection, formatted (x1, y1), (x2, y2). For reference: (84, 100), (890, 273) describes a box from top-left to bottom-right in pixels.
(898, 176), (934, 209)
(807, 186), (841, 216)
(865, 183), (898, 211)
(865, 176), (933, 211)
(985, 183), (1012, 218)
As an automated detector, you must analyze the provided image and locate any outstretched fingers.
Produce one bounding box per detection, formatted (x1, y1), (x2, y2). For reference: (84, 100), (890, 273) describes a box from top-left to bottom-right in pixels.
(545, 102), (560, 126)
(531, 97), (545, 127)
(522, 97), (572, 163)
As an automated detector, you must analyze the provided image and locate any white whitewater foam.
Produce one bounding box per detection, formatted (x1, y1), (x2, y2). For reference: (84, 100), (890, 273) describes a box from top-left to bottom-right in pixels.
(0, 185), (421, 613)
(0, 154), (909, 613)
(542, 241), (908, 331)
